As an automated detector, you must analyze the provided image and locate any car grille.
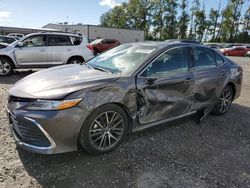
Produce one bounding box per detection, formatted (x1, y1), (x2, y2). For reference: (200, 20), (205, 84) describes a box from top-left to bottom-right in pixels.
(9, 113), (51, 147)
(8, 95), (36, 103)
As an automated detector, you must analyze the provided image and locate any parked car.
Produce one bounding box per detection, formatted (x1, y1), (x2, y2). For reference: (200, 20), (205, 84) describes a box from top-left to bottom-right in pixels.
(0, 35), (17, 44)
(220, 46), (249, 56)
(87, 39), (120, 55)
(7, 33), (24, 40)
(246, 51), (250, 57)
(0, 32), (94, 76)
(7, 41), (242, 154)
(0, 43), (9, 49)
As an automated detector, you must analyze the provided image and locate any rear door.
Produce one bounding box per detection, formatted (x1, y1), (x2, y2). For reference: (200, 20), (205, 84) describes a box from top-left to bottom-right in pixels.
(190, 46), (228, 111)
(136, 46), (195, 124)
(47, 35), (73, 64)
(99, 39), (109, 51)
(14, 34), (48, 65)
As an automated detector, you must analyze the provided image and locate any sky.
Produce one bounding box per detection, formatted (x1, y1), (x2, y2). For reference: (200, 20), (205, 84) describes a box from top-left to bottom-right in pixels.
(0, 0), (249, 28)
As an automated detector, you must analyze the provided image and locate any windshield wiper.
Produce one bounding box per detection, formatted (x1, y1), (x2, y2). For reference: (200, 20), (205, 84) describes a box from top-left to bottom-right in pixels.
(92, 66), (113, 74)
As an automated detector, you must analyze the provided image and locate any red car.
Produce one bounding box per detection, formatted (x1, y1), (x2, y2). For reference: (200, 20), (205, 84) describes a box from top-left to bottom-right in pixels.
(87, 39), (120, 55)
(220, 46), (250, 56)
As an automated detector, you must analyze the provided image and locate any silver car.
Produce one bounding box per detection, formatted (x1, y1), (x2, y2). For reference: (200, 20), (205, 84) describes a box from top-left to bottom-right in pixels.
(0, 32), (94, 76)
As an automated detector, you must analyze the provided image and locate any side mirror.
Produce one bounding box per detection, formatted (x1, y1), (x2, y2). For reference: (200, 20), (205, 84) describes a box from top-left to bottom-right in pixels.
(17, 42), (23, 47)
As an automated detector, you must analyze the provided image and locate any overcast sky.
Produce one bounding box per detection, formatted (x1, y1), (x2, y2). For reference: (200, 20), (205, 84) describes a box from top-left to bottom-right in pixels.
(0, 0), (249, 28)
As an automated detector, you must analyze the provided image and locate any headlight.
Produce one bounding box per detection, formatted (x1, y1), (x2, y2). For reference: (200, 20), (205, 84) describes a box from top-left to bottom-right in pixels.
(25, 98), (82, 111)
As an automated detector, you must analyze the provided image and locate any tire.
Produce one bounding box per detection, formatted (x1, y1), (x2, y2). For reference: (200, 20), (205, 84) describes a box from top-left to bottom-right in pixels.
(79, 104), (128, 154)
(68, 57), (84, 64)
(0, 57), (14, 76)
(212, 85), (234, 116)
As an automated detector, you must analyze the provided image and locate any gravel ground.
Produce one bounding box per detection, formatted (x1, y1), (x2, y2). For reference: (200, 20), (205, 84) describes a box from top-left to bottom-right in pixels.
(0, 57), (250, 188)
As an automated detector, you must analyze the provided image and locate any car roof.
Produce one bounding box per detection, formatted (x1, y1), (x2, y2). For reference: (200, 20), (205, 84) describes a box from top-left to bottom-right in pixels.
(0, 35), (15, 39)
(125, 40), (204, 49)
(24, 32), (84, 38)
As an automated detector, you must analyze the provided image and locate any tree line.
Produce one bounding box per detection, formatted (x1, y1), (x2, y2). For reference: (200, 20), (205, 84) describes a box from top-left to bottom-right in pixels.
(100, 0), (250, 43)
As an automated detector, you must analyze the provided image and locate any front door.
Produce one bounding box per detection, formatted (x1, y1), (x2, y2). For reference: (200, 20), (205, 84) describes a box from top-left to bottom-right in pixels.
(136, 46), (195, 124)
(14, 35), (47, 65)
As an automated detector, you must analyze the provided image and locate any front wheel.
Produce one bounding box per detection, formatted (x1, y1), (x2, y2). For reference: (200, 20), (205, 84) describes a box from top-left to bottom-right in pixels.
(79, 104), (128, 154)
(212, 85), (234, 115)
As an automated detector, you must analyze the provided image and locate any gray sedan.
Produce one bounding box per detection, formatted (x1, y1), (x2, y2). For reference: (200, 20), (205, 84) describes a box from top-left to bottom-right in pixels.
(7, 41), (242, 154)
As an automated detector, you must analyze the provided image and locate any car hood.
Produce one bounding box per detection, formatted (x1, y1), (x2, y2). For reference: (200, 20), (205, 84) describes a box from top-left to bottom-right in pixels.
(9, 64), (119, 99)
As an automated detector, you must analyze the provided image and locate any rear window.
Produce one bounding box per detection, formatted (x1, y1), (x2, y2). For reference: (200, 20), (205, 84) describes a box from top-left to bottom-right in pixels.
(91, 39), (102, 45)
(215, 53), (225, 66)
(70, 36), (82, 46)
(192, 47), (216, 70)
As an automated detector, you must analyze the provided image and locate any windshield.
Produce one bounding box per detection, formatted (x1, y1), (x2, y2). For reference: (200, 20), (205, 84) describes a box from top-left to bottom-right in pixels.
(90, 39), (103, 45)
(87, 44), (157, 75)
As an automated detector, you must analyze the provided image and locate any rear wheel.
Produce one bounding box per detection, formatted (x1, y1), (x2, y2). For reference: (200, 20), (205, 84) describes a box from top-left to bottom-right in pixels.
(212, 85), (234, 115)
(93, 48), (99, 56)
(79, 104), (128, 154)
(0, 57), (14, 76)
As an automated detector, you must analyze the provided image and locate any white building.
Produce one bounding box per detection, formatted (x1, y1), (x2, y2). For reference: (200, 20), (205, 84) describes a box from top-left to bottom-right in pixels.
(43, 23), (145, 44)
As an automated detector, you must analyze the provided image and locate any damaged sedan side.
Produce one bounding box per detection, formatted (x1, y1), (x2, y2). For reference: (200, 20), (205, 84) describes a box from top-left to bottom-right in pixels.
(7, 41), (242, 154)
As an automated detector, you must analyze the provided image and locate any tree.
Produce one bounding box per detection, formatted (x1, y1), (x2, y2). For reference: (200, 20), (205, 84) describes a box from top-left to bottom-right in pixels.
(99, 0), (249, 43)
(237, 6), (250, 42)
(189, 0), (200, 40)
(220, 0), (245, 42)
(151, 0), (165, 40)
(163, 0), (178, 39)
(178, 0), (189, 39)
(207, 0), (221, 42)
(195, 9), (207, 41)
(100, 3), (129, 29)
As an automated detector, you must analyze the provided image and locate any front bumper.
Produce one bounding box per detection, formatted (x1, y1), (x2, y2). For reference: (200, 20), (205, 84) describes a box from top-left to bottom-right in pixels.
(7, 106), (90, 154)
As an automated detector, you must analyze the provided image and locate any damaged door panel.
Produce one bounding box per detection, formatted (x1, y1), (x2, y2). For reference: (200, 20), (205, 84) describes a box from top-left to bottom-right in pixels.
(136, 46), (195, 124)
(137, 73), (195, 124)
(189, 47), (227, 113)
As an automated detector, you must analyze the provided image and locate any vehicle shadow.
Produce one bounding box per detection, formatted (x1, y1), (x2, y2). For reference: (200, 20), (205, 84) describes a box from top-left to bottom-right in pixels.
(17, 103), (250, 187)
(0, 70), (35, 84)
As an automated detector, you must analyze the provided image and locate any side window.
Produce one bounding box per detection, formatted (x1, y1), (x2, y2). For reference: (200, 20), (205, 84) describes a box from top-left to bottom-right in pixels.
(48, 35), (71, 46)
(192, 47), (216, 70)
(23, 35), (46, 47)
(7, 38), (15, 43)
(141, 47), (188, 78)
(101, 39), (107, 44)
(107, 39), (114, 44)
(215, 53), (224, 66)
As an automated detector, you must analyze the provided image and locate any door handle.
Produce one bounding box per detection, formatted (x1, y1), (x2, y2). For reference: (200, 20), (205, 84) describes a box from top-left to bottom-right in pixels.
(184, 77), (194, 83)
(67, 49), (72, 52)
(40, 49), (46, 52)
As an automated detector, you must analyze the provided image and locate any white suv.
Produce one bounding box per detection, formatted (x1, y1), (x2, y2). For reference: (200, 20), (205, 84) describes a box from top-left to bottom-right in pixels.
(0, 32), (94, 76)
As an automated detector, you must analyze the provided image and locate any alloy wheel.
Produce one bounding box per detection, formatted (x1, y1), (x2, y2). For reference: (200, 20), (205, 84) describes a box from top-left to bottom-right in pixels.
(0, 60), (11, 75)
(89, 111), (124, 151)
(70, 60), (82, 64)
(218, 88), (233, 113)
